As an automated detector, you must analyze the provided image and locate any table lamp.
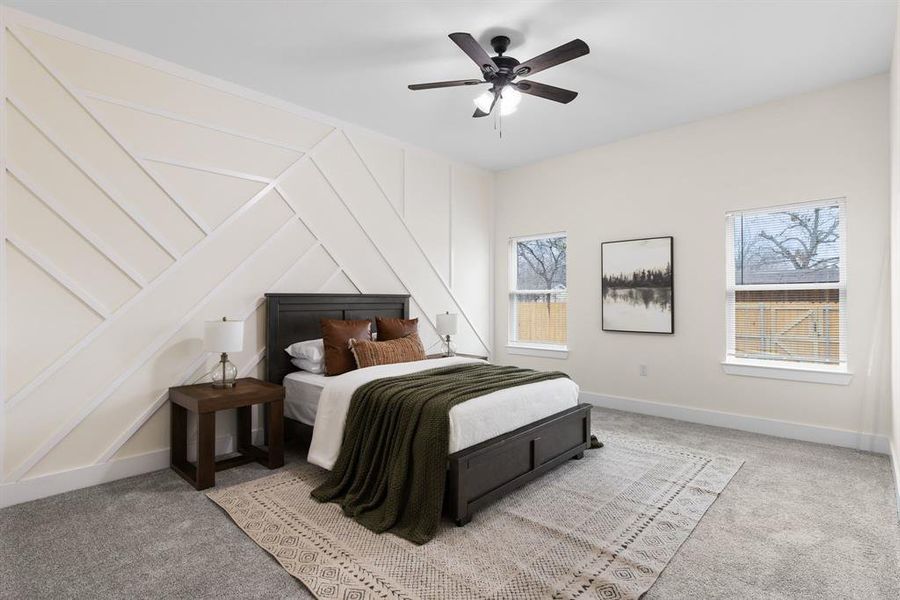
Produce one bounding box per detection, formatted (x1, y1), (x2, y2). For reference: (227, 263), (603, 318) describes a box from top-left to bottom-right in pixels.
(204, 317), (244, 388)
(436, 312), (458, 357)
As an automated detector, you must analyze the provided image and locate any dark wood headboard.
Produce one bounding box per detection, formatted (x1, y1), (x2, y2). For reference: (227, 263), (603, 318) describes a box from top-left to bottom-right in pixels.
(264, 293), (410, 385)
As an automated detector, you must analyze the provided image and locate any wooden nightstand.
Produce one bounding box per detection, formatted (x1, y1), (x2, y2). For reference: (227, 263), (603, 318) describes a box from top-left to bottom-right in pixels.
(169, 377), (284, 490)
(427, 353), (489, 360)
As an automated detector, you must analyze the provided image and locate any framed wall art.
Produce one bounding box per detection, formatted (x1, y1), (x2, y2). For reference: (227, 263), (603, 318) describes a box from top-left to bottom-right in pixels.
(601, 236), (674, 334)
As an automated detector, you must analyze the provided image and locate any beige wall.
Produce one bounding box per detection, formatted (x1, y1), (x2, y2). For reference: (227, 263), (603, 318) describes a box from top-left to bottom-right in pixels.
(495, 75), (891, 443)
(890, 5), (900, 511)
(0, 8), (493, 505)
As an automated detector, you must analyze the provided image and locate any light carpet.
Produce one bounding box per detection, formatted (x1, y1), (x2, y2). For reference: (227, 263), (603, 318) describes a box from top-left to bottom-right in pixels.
(208, 432), (743, 600)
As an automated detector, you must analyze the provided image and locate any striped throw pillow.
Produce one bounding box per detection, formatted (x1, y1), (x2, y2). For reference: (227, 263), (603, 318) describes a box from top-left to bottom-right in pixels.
(350, 333), (427, 369)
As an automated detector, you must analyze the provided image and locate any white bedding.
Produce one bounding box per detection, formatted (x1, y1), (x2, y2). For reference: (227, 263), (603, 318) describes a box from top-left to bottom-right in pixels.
(306, 356), (580, 471)
(283, 370), (328, 425)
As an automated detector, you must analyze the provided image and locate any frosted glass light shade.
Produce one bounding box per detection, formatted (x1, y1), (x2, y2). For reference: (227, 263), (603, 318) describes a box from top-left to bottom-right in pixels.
(500, 87), (521, 114)
(473, 90), (494, 113)
(204, 318), (244, 352)
(473, 87), (521, 116)
(436, 313), (458, 336)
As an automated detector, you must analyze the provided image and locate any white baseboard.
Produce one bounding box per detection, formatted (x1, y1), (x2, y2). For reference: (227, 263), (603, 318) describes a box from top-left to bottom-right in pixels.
(0, 428), (264, 509)
(890, 439), (900, 521)
(0, 448), (169, 509)
(582, 390), (891, 455)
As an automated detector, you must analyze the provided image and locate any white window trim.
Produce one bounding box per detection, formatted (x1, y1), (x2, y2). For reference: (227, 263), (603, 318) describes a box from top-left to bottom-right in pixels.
(723, 198), (848, 381)
(508, 232), (568, 354)
(721, 357), (852, 385)
(506, 342), (569, 359)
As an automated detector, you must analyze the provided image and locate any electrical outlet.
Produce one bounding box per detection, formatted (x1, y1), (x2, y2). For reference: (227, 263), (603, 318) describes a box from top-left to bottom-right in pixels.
(639, 364), (648, 377)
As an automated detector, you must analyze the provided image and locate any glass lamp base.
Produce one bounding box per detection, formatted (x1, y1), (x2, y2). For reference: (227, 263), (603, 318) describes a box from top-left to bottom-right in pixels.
(211, 353), (238, 388)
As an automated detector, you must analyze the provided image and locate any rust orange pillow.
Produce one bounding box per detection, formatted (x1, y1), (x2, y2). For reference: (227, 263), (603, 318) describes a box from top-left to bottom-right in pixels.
(376, 317), (419, 341)
(350, 333), (427, 369)
(321, 318), (372, 376)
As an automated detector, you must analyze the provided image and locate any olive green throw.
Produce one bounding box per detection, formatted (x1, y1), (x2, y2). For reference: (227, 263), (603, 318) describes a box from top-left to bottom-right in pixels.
(311, 363), (570, 544)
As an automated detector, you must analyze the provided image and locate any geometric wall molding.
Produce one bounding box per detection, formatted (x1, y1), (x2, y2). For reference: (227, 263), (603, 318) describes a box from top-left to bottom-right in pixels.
(6, 164), (149, 289)
(0, 6), (494, 505)
(79, 89), (312, 155)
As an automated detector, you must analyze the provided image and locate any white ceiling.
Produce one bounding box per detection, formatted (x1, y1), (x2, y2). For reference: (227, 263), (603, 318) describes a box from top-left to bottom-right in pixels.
(5, 1), (897, 170)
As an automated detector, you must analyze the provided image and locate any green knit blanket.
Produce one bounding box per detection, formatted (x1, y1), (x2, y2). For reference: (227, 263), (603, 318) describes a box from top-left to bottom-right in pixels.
(310, 363), (570, 544)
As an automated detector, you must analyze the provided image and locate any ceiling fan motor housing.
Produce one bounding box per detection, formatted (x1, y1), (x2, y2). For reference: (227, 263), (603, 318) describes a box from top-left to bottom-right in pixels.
(492, 55), (521, 73)
(488, 37), (526, 80)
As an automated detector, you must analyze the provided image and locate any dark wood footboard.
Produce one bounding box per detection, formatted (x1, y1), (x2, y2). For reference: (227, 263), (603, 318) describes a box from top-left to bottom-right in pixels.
(445, 403), (593, 526)
(285, 403), (594, 527)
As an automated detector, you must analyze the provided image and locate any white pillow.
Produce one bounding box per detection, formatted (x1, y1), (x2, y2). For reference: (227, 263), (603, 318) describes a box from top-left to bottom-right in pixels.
(291, 357), (324, 374)
(285, 338), (324, 361)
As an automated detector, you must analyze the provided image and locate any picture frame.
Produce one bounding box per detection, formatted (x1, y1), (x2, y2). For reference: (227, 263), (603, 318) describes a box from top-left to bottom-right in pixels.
(601, 236), (674, 334)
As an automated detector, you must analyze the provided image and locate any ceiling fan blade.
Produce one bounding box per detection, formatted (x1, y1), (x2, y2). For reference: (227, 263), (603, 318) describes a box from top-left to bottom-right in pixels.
(408, 79), (487, 90)
(449, 32), (498, 76)
(473, 107), (490, 118)
(514, 80), (578, 104)
(514, 39), (589, 77)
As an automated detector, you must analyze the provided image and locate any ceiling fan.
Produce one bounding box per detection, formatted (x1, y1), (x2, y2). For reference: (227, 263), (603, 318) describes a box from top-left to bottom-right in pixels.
(408, 33), (589, 118)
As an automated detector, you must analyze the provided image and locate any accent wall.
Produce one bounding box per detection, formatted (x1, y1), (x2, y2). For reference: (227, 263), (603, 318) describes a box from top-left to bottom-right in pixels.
(0, 7), (494, 507)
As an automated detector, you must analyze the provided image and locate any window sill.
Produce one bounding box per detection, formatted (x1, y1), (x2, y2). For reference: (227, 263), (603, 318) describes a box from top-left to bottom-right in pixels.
(506, 344), (569, 360)
(721, 358), (852, 385)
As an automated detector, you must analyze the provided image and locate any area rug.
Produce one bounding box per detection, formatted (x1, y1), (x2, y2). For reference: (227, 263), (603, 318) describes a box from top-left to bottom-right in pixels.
(208, 432), (743, 600)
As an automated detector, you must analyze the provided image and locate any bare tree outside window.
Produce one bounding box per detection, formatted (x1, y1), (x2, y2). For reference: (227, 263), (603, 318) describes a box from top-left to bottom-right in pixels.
(729, 202), (844, 365)
(510, 235), (567, 347)
(736, 206), (840, 284)
(517, 236), (567, 311)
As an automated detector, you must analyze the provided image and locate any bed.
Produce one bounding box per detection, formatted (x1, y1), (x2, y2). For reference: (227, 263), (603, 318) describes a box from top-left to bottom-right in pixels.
(264, 293), (593, 526)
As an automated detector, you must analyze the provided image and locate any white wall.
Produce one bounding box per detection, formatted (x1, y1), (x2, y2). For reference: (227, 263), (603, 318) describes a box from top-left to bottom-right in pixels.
(495, 75), (891, 449)
(889, 5), (900, 515)
(0, 8), (493, 507)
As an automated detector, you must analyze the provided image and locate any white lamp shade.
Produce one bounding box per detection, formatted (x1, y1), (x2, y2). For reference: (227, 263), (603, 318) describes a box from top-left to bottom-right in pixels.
(204, 319), (244, 352)
(436, 313), (458, 337)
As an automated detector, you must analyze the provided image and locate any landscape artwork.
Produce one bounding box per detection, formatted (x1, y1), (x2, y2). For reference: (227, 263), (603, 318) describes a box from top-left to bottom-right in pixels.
(601, 237), (674, 334)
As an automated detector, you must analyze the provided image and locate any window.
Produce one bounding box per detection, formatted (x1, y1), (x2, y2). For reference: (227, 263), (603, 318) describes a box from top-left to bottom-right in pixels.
(725, 199), (848, 380)
(508, 233), (568, 355)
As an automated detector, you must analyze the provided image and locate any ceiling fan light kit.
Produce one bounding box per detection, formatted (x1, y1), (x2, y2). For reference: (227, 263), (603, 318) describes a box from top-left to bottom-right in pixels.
(408, 32), (589, 121)
(474, 86), (521, 116)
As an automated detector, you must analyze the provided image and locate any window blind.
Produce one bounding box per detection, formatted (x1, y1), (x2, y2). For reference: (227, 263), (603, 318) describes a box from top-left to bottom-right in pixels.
(509, 234), (568, 347)
(725, 199), (847, 366)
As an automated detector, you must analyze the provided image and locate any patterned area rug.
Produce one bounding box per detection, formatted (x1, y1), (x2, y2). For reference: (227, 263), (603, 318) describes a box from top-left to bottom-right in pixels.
(208, 433), (742, 600)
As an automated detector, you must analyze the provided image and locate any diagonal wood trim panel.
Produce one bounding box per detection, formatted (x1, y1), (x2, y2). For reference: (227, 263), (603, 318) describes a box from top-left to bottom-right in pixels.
(7, 165), (148, 287)
(10, 24), (289, 234)
(0, 7), (493, 502)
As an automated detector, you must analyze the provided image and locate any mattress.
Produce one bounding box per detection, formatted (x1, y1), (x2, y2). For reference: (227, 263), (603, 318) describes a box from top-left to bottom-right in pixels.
(283, 370), (328, 426)
(304, 356), (580, 471)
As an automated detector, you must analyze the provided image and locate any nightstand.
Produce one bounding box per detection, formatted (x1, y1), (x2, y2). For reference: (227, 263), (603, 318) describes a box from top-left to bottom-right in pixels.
(427, 353), (489, 360)
(169, 377), (284, 490)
